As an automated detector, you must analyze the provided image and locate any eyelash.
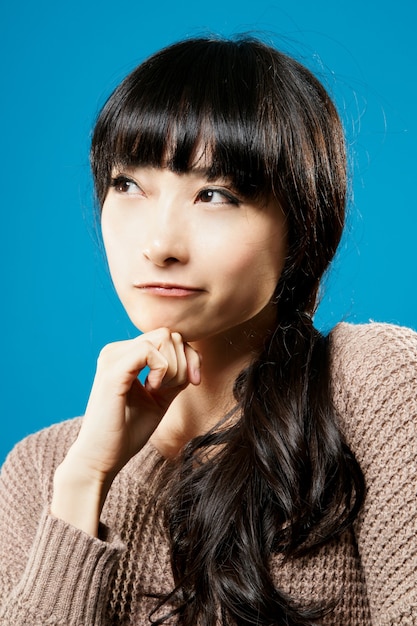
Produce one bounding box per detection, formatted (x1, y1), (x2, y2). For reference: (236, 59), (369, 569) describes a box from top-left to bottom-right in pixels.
(196, 188), (241, 206)
(110, 176), (140, 194)
(109, 175), (241, 206)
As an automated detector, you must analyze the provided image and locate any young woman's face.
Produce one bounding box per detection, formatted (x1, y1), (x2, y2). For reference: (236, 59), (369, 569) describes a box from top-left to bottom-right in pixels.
(101, 167), (287, 343)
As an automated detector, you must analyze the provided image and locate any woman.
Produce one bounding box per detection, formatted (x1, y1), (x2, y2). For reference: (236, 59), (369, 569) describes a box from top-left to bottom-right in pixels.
(0, 36), (416, 625)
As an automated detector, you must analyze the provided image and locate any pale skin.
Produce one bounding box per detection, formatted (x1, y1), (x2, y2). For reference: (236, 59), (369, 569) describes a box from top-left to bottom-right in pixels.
(51, 166), (287, 537)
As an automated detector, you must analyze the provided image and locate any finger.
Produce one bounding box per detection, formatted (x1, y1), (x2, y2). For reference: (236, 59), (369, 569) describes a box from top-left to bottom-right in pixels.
(88, 339), (170, 408)
(142, 341), (172, 391)
(140, 329), (178, 390)
(184, 343), (202, 386)
(147, 330), (188, 390)
(162, 332), (188, 387)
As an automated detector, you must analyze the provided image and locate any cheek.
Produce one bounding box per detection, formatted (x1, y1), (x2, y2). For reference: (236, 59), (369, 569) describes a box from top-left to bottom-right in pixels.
(101, 204), (140, 271)
(101, 224), (118, 269)
(101, 206), (117, 261)
(101, 219), (132, 291)
(213, 231), (286, 289)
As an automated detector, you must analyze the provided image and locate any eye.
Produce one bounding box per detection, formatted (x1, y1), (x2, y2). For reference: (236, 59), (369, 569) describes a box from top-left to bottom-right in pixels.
(110, 175), (142, 196)
(196, 188), (241, 206)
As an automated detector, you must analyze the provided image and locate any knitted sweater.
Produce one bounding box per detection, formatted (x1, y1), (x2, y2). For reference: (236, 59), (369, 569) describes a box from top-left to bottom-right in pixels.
(0, 322), (416, 625)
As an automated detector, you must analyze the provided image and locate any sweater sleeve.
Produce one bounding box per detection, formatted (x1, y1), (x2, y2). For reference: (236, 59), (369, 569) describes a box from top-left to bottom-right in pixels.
(331, 323), (417, 625)
(0, 419), (125, 625)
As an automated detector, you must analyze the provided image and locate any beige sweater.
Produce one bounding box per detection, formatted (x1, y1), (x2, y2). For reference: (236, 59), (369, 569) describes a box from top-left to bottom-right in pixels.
(0, 322), (416, 625)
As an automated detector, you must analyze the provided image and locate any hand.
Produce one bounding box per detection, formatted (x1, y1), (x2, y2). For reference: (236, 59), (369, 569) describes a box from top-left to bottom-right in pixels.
(51, 328), (200, 535)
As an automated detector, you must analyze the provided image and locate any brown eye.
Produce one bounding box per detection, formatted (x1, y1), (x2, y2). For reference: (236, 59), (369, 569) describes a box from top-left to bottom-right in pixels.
(199, 190), (217, 203)
(110, 176), (141, 195)
(196, 188), (240, 205)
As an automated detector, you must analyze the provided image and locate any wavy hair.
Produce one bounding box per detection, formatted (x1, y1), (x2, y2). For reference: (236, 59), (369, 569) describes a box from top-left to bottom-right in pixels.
(91, 36), (365, 625)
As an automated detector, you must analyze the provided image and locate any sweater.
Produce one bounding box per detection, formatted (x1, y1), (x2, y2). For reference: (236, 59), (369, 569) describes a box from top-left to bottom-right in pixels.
(0, 322), (416, 625)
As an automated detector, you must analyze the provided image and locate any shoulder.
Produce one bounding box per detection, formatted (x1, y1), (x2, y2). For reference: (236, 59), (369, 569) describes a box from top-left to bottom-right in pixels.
(329, 321), (417, 405)
(5, 417), (83, 466)
(330, 320), (417, 378)
(1, 418), (83, 499)
(329, 323), (417, 620)
(328, 321), (417, 468)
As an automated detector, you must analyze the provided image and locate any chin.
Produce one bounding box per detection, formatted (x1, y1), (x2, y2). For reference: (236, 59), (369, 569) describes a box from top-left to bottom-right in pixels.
(129, 316), (199, 342)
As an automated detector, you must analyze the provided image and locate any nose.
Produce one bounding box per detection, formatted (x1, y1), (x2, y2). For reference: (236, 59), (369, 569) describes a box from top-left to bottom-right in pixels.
(142, 202), (189, 267)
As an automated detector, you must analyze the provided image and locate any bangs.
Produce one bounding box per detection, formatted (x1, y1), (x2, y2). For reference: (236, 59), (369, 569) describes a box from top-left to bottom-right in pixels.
(91, 38), (282, 205)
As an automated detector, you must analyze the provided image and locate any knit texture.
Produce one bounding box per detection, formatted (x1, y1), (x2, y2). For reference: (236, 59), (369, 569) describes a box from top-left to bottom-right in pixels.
(0, 322), (416, 624)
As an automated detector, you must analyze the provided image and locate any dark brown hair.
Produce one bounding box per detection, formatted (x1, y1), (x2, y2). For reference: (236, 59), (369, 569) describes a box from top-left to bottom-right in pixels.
(91, 35), (364, 625)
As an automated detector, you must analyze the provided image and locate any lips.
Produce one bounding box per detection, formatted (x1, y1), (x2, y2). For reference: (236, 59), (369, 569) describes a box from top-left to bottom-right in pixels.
(134, 283), (205, 297)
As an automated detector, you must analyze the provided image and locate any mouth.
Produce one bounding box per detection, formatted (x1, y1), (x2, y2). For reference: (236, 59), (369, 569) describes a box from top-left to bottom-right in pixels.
(134, 283), (205, 297)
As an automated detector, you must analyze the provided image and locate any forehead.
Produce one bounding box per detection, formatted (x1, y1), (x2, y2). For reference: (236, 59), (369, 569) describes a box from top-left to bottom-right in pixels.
(114, 136), (236, 183)
(162, 139), (218, 175)
(112, 164), (236, 193)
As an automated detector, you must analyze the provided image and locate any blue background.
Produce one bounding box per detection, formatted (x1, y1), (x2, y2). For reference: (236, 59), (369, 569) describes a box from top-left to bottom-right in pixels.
(1, 1), (416, 462)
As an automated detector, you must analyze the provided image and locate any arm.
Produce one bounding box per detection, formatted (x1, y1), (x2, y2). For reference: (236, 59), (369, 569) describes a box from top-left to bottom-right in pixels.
(331, 323), (417, 624)
(0, 329), (200, 624)
(51, 329), (200, 536)
(0, 420), (124, 625)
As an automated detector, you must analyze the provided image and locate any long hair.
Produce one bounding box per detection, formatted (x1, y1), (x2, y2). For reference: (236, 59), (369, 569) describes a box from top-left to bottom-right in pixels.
(91, 36), (365, 625)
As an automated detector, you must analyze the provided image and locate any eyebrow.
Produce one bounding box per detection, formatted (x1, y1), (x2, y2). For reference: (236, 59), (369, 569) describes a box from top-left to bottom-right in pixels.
(188, 167), (232, 183)
(112, 163), (233, 185)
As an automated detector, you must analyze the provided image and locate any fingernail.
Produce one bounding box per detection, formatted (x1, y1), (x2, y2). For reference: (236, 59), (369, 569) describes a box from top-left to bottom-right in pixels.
(193, 366), (201, 385)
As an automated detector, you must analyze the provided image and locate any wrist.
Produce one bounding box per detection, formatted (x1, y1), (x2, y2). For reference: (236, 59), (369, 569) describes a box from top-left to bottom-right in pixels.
(51, 451), (113, 538)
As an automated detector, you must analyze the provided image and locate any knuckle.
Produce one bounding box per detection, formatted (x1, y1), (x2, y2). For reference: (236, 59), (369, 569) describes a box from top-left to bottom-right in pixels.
(157, 327), (172, 342)
(158, 353), (170, 370)
(148, 347), (169, 370)
(139, 338), (155, 351)
(97, 342), (117, 365)
(139, 328), (171, 348)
